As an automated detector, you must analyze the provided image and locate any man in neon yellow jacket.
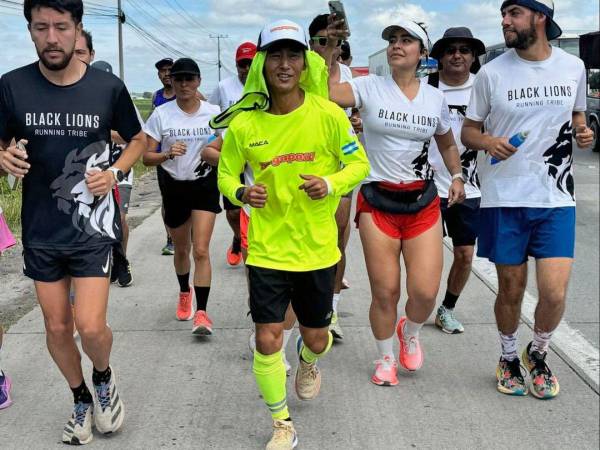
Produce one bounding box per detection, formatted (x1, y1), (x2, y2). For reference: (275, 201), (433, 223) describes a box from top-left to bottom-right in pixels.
(216, 19), (369, 450)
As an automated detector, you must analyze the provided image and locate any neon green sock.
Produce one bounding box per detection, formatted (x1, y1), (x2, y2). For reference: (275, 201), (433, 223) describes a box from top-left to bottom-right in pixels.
(300, 331), (333, 364)
(253, 350), (289, 420)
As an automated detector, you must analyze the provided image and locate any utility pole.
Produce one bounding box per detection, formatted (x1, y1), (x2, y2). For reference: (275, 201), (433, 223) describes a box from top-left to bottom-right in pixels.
(210, 34), (228, 82)
(117, 0), (125, 81)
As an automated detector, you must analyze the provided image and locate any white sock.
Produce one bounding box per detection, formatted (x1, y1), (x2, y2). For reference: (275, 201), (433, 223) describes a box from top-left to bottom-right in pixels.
(531, 329), (553, 355)
(375, 337), (395, 360)
(403, 318), (423, 339)
(282, 328), (293, 351)
(332, 293), (341, 313)
(499, 330), (518, 361)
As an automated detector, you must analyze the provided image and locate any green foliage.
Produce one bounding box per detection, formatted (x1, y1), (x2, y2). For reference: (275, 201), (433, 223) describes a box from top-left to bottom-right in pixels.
(134, 98), (153, 121)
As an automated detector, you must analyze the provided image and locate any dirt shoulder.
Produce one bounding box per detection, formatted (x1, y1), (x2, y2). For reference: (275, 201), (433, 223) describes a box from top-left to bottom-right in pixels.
(0, 170), (162, 331)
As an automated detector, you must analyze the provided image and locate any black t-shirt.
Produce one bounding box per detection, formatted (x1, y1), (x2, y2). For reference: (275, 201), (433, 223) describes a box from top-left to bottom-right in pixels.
(0, 62), (142, 250)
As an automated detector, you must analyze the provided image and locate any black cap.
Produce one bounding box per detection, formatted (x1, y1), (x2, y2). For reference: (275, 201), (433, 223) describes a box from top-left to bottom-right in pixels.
(430, 27), (486, 60)
(170, 58), (201, 77)
(155, 57), (174, 70)
(91, 60), (113, 74)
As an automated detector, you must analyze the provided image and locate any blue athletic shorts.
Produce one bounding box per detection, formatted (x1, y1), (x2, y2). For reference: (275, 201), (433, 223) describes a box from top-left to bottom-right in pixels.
(477, 207), (575, 265)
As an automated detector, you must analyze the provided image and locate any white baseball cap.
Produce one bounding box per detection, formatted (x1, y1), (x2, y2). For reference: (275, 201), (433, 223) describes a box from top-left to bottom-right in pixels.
(257, 19), (309, 51)
(381, 19), (431, 51)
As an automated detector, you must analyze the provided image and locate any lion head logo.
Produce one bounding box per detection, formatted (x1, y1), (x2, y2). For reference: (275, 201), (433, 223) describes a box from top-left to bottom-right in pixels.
(543, 121), (574, 200)
(50, 140), (119, 242)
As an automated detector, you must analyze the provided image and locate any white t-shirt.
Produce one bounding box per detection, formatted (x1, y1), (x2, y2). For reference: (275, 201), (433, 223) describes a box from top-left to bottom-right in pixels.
(466, 47), (586, 208)
(427, 74), (480, 199)
(349, 74), (451, 183)
(338, 63), (353, 117)
(114, 104), (144, 187)
(144, 100), (220, 181)
(209, 76), (244, 112)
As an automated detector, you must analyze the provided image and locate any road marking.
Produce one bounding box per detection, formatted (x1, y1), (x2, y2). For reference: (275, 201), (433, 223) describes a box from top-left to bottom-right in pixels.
(444, 238), (600, 392)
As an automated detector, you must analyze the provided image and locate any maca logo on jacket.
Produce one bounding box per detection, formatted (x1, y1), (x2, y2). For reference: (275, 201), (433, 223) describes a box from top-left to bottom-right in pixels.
(260, 152), (315, 170)
(249, 140), (269, 148)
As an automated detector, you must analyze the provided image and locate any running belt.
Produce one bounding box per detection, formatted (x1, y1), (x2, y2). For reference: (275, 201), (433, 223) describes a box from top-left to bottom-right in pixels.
(209, 50), (329, 129)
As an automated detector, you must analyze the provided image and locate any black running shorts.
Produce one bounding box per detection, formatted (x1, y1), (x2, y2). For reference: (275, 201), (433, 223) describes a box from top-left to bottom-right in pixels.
(222, 174), (245, 211)
(159, 172), (221, 229)
(247, 265), (336, 328)
(23, 244), (113, 282)
(440, 197), (481, 247)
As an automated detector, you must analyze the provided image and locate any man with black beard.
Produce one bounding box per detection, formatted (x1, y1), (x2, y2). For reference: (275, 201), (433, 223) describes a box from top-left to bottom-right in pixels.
(0, 0), (145, 444)
(462, 0), (594, 399)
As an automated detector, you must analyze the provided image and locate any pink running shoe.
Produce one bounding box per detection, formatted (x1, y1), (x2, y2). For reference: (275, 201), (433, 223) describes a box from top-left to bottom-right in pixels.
(176, 289), (194, 321)
(0, 373), (13, 409)
(371, 356), (399, 386)
(192, 311), (213, 336)
(396, 317), (423, 371)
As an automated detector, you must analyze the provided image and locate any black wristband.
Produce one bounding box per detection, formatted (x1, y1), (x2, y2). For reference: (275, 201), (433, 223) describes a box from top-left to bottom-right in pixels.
(235, 186), (246, 203)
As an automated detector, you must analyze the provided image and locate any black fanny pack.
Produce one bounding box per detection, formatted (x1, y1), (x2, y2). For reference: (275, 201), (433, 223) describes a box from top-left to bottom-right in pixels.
(360, 180), (438, 214)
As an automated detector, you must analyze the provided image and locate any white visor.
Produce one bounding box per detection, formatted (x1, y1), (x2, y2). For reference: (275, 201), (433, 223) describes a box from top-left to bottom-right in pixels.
(258, 19), (309, 51)
(381, 19), (431, 51)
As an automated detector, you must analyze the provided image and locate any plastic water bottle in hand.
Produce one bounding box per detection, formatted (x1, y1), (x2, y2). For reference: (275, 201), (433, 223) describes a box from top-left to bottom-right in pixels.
(491, 131), (529, 165)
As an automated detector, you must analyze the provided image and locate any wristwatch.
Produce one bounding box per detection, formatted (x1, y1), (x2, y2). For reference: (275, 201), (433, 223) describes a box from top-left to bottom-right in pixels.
(235, 186), (246, 203)
(451, 173), (465, 183)
(107, 167), (125, 183)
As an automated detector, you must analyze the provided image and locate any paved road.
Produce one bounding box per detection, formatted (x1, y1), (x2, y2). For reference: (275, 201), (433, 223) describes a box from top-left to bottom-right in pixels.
(1, 205), (598, 449)
(552, 148), (599, 347)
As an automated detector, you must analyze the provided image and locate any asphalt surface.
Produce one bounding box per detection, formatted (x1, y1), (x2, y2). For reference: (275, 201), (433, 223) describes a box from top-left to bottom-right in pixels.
(1, 200), (598, 449)
(537, 148), (599, 347)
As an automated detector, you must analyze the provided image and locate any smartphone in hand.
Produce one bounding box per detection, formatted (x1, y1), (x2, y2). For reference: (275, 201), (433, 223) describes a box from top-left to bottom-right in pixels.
(7, 141), (27, 190)
(328, 1), (350, 36)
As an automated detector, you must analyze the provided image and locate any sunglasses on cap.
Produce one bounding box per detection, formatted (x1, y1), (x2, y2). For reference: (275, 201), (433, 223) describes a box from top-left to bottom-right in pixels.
(310, 37), (342, 47)
(173, 74), (198, 82)
(236, 59), (252, 69)
(444, 46), (472, 56)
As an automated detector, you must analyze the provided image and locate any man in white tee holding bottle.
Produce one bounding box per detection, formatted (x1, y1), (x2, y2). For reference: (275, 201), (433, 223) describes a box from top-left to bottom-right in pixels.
(462, 0), (594, 399)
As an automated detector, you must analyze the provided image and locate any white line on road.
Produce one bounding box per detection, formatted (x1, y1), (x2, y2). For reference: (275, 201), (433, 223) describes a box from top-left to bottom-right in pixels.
(444, 238), (600, 393)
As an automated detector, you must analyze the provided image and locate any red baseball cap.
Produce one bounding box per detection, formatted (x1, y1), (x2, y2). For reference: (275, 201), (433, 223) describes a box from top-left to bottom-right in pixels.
(236, 42), (257, 62)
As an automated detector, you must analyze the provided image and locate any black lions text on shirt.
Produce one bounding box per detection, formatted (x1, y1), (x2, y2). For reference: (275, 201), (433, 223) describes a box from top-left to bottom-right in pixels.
(0, 63), (142, 249)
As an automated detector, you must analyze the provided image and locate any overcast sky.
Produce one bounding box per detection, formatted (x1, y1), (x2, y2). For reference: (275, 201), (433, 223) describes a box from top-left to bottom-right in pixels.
(0, 0), (597, 95)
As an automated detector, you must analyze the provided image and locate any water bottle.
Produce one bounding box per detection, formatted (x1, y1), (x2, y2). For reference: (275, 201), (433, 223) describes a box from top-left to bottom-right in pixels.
(491, 131), (529, 165)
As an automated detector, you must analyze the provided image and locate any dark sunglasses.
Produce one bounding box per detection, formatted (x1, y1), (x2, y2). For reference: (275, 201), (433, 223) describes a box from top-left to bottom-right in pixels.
(236, 60), (252, 69)
(173, 74), (198, 82)
(310, 37), (342, 47)
(444, 46), (472, 56)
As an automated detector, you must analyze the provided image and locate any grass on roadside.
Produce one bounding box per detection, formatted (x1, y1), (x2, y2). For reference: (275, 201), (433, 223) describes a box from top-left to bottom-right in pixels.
(0, 178), (21, 236)
(134, 98), (153, 122)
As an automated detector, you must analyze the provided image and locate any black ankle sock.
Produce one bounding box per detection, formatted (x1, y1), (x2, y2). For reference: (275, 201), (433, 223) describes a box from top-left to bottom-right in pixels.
(194, 286), (210, 311)
(177, 273), (190, 292)
(71, 381), (93, 404)
(442, 291), (459, 309)
(232, 237), (242, 254)
(92, 366), (112, 386)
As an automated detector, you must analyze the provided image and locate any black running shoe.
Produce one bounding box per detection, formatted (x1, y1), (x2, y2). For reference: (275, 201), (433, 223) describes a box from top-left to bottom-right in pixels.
(117, 261), (133, 287)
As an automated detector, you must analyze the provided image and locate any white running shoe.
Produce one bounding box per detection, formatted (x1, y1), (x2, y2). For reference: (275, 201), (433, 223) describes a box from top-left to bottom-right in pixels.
(248, 331), (256, 354)
(62, 402), (93, 445)
(93, 367), (124, 434)
(283, 352), (291, 376)
(329, 312), (344, 340)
